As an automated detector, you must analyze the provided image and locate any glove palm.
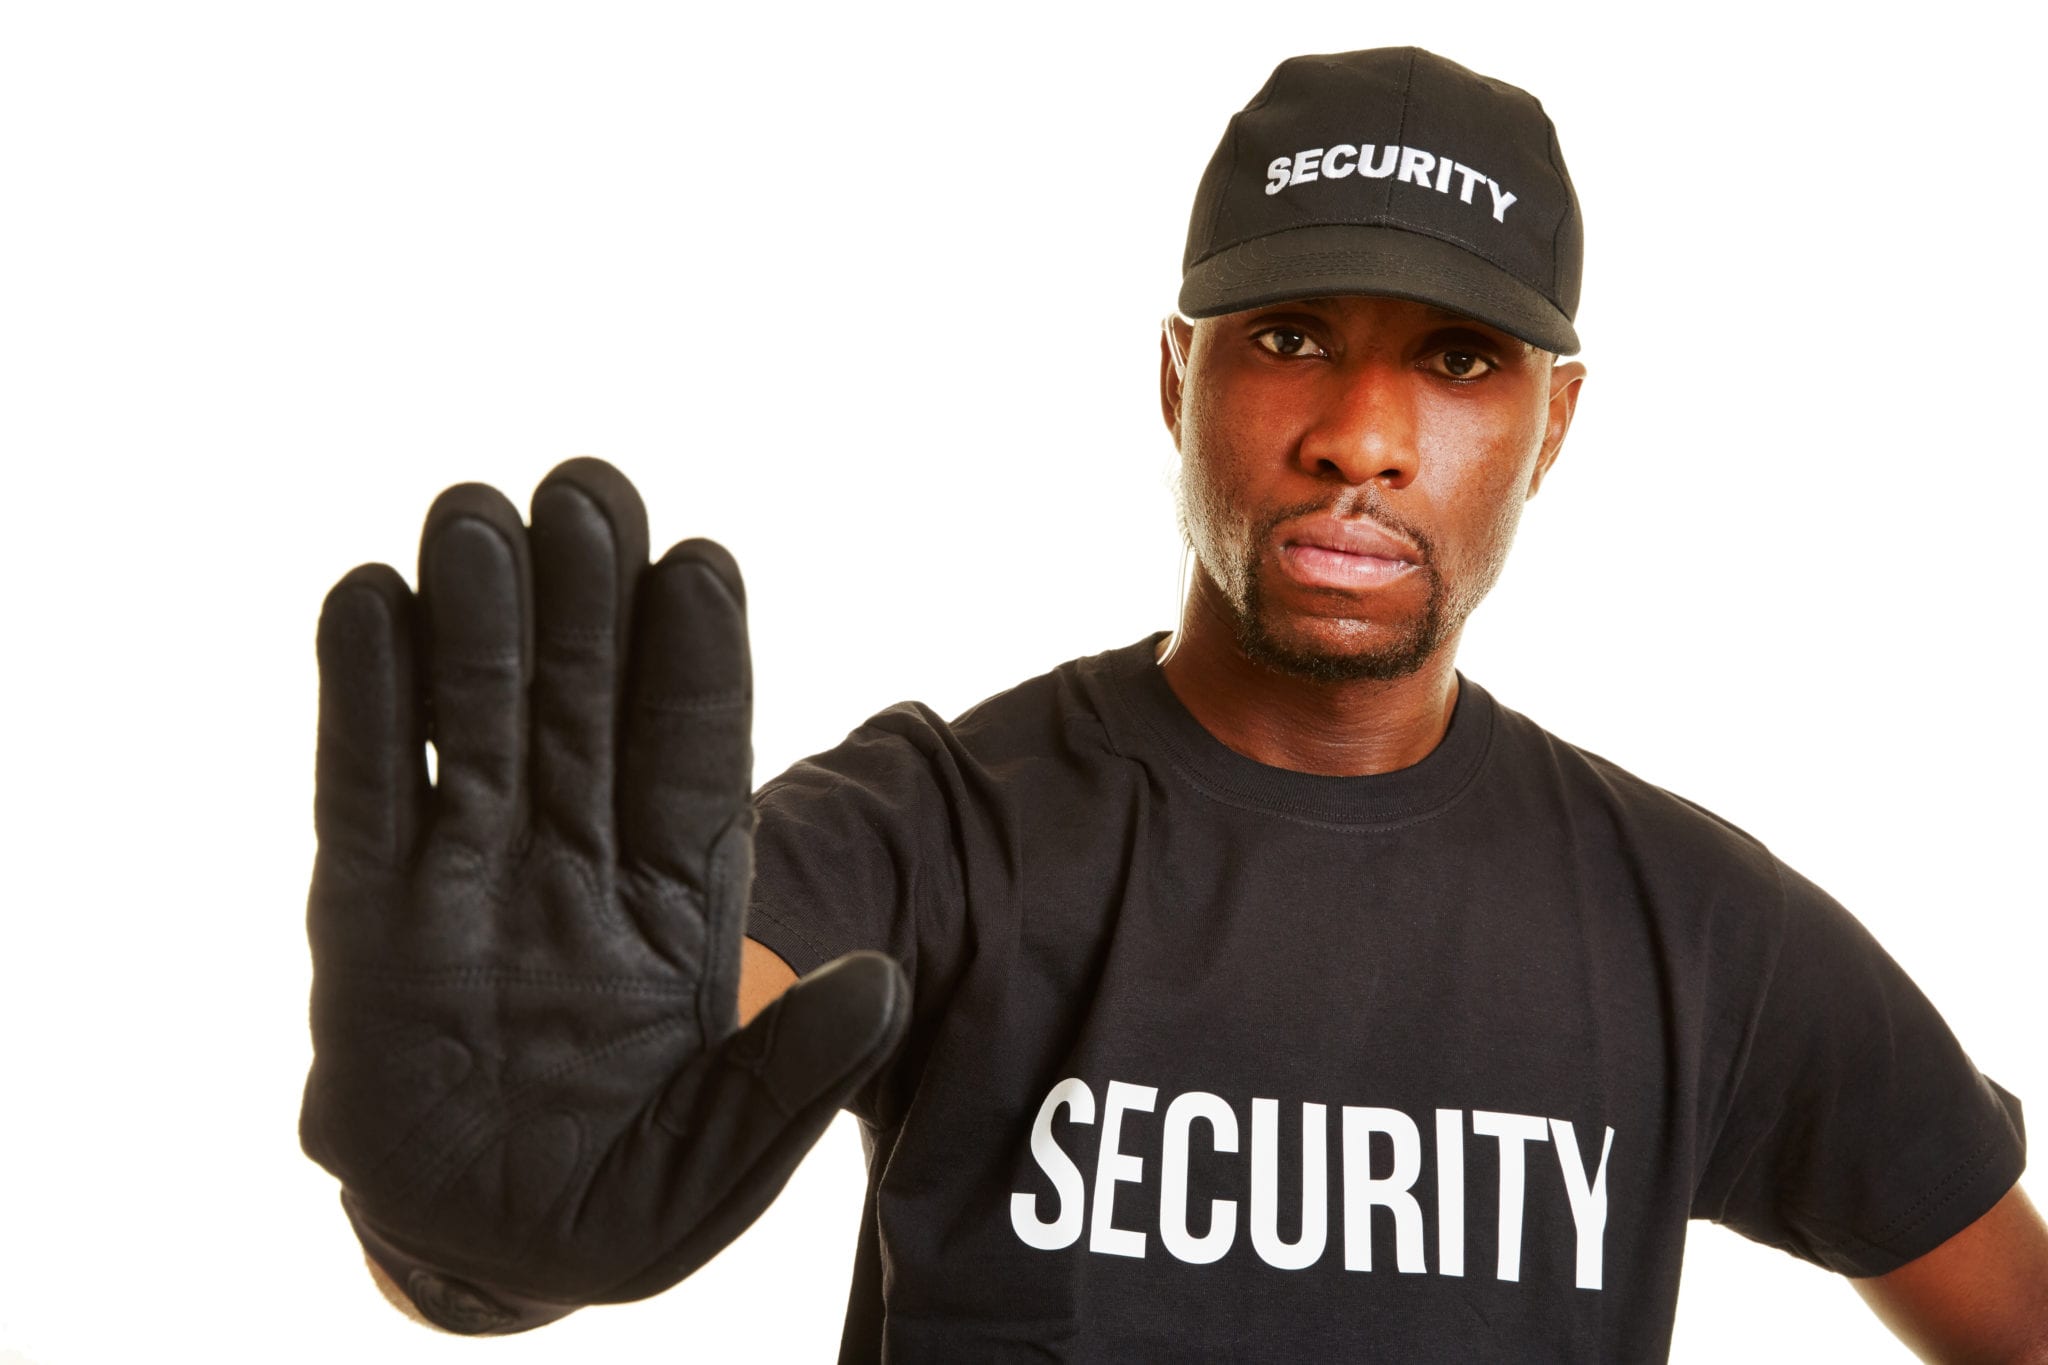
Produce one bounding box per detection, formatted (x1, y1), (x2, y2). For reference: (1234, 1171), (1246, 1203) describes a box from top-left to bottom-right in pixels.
(300, 459), (905, 1333)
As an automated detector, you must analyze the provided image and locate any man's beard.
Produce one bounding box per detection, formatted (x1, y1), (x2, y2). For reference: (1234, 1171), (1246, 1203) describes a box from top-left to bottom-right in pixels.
(1180, 485), (1493, 685)
(1231, 525), (1452, 683)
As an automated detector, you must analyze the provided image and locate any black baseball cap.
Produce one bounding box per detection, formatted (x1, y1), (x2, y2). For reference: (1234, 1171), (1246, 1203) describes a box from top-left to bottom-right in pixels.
(1178, 48), (1583, 355)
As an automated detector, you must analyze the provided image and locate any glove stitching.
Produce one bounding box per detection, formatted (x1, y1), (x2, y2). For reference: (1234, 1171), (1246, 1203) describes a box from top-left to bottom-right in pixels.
(636, 881), (710, 982)
(551, 850), (633, 940)
(405, 1012), (695, 1198)
(697, 824), (742, 1043)
(417, 845), (491, 881)
(433, 648), (524, 669)
(629, 690), (748, 717)
(535, 623), (613, 646)
(736, 1006), (786, 1100)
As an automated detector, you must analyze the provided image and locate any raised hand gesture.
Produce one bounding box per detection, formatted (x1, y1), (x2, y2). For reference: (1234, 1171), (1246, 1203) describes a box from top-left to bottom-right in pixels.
(300, 458), (907, 1333)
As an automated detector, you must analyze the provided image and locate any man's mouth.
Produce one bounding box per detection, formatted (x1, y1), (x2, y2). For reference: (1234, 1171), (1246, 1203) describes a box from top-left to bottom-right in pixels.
(1274, 515), (1422, 590)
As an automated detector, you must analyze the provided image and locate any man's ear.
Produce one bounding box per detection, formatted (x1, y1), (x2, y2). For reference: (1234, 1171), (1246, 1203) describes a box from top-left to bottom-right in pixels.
(1528, 358), (1586, 498)
(1160, 315), (1191, 447)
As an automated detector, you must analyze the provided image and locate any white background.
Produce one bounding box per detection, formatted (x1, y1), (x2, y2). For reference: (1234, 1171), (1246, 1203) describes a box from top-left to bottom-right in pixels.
(2, 3), (2042, 1361)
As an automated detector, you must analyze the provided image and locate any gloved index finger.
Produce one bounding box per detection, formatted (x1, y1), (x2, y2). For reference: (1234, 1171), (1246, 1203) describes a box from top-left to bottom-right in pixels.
(618, 537), (753, 891)
(314, 561), (427, 868)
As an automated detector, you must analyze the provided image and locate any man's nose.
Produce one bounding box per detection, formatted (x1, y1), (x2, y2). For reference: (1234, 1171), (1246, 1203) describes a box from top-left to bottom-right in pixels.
(1295, 361), (1418, 489)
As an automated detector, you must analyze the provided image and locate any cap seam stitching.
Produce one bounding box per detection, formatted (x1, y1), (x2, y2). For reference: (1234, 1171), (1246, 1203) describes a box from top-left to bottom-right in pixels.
(1542, 109), (1572, 303)
(1379, 48), (1417, 223)
(1203, 117), (1242, 257)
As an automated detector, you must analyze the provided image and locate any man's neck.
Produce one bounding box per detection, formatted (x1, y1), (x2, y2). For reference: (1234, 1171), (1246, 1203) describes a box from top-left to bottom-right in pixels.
(1155, 587), (1462, 778)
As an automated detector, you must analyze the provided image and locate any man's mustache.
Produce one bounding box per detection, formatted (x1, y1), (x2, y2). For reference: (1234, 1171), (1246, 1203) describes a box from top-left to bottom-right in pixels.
(1255, 494), (1435, 567)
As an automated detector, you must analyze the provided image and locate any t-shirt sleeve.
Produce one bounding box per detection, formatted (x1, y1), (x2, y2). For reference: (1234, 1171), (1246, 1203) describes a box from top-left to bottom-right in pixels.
(1691, 860), (2026, 1276)
(742, 702), (972, 1126)
(745, 701), (965, 976)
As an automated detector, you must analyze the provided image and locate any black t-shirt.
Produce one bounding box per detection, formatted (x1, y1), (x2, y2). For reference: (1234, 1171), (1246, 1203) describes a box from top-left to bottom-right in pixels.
(745, 636), (2025, 1363)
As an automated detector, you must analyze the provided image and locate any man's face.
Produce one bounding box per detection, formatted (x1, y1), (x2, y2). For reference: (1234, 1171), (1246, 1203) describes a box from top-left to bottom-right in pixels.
(1164, 294), (1585, 682)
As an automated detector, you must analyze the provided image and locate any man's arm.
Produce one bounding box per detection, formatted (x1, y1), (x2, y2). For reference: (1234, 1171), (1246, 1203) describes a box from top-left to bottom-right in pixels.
(1854, 1183), (2048, 1363)
(739, 938), (799, 1027)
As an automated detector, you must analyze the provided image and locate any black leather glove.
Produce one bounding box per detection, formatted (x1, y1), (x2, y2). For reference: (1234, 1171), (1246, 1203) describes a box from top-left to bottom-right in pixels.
(300, 457), (908, 1334)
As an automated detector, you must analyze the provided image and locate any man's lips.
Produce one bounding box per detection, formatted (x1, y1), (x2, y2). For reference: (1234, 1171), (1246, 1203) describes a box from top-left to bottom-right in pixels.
(1274, 516), (1422, 591)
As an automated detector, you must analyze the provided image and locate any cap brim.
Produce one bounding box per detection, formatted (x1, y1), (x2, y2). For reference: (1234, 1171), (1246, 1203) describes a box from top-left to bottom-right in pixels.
(1178, 224), (1580, 355)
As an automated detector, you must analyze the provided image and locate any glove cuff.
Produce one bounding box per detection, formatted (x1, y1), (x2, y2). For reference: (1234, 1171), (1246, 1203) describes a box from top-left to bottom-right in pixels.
(341, 1192), (581, 1336)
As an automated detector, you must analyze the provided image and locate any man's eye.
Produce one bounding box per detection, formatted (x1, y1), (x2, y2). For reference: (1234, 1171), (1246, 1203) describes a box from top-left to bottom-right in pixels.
(1253, 328), (1325, 358)
(1435, 350), (1494, 379)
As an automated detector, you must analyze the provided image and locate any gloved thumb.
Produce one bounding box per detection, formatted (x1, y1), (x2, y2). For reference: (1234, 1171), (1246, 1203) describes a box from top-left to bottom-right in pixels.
(579, 950), (910, 1304)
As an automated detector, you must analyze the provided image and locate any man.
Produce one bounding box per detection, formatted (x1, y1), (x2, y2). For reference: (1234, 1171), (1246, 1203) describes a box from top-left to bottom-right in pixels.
(302, 48), (2047, 1359)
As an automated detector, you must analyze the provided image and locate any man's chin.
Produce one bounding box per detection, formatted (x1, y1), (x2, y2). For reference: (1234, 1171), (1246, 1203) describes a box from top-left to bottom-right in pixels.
(1234, 615), (1440, 684)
